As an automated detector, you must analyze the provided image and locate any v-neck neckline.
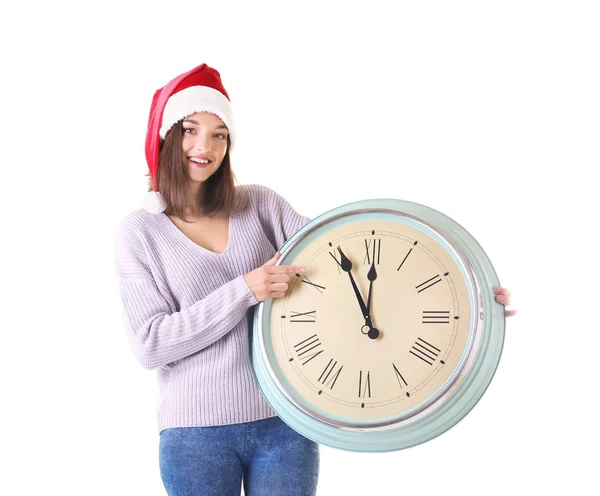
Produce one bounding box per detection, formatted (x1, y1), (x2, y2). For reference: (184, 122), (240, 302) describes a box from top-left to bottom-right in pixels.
(160, 202), (236, 256)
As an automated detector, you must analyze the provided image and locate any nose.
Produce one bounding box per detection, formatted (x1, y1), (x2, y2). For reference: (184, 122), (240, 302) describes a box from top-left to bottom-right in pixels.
(193, 132), (211, 152)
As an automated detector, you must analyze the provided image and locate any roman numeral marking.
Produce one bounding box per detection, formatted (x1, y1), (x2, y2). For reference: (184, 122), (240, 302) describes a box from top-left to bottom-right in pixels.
(416, 274), (442, 293)
(397, 249), (412, 271)
(318, 358), (344, 389)
(358, 370), (371, 398)
(422, 311), (450, 324)
(290, 310), (316, 323)
(410, 337), (441, 365)
(392, 363), (408, 388)
(301, 277), (326, 293)
(364, 237), (381, 265)
(397, 241), (417, 271)
(328, 243), (342, 274)
(293, 335), (324, 365)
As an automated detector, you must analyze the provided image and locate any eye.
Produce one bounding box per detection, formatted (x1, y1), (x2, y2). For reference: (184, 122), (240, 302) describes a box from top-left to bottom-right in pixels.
(183, 128), (195, 134)
(214, 133), (227, 139)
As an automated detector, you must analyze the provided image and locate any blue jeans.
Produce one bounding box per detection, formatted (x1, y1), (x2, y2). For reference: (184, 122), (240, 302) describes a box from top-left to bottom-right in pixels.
(159, 415), (320, 495)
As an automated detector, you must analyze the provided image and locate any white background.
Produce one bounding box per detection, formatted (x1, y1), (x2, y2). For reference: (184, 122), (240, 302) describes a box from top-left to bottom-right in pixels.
(2, 1), (598, 495)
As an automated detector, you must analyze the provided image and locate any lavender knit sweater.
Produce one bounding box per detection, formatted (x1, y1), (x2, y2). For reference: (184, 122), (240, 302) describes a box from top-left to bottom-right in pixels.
(114, 184), (310, 432)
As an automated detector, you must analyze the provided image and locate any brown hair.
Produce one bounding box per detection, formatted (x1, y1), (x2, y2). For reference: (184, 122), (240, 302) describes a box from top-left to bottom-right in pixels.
(146, 120), (237, 222)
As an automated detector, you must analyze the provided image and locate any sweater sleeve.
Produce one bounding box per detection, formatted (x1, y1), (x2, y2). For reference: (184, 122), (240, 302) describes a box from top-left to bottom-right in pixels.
(252, 184), (311, 249)
(114, 220), (259, 370)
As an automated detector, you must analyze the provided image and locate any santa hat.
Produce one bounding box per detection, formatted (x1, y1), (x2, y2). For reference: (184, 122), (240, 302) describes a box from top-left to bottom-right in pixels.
(143, 63), (235, 213)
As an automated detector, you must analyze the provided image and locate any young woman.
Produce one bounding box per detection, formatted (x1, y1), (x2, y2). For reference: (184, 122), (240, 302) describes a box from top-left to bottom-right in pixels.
(114, 63), (515, 496)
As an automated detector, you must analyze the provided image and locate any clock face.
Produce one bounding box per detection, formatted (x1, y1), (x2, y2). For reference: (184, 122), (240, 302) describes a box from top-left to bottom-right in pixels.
(267, 215), (476, 426)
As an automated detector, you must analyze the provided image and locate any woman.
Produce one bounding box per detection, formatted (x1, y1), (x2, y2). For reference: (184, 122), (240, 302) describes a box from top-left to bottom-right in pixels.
(114, 63), (515, 496)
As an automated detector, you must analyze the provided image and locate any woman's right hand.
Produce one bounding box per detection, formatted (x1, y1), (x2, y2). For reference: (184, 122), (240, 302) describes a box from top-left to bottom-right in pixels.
(244, 252), (305, 302)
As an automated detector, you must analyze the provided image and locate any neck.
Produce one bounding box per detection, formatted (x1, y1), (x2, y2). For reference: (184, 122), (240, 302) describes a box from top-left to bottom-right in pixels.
(185, 184), (203, 213)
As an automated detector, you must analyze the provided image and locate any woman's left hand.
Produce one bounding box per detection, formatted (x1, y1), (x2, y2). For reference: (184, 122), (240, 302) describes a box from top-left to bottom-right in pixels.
(494, 286), (517, 317)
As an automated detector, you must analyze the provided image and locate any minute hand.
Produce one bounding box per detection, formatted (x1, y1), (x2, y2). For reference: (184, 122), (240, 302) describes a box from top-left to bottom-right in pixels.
(336, 247), (372, 325)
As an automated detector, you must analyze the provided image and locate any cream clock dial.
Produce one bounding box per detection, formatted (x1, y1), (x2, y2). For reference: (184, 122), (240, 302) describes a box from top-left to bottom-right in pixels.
(251, 199), (505, 452)
(271, 218), (472, 423)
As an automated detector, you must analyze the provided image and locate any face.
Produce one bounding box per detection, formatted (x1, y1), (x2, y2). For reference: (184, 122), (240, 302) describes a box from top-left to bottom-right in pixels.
(180, 112), (229, 186)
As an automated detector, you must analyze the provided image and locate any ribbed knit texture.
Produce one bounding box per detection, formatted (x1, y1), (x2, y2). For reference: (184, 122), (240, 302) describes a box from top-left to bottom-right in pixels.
(114, 184), (310, 433)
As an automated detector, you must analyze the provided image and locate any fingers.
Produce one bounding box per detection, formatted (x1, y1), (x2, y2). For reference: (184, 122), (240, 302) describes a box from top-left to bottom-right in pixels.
(268, 264), (305, 275)
(494, 286), (516, 317)
(263, 252), (305, 275)
(267, 274), (297, 295)
(269, 282), (290, 292)
(269, 272), (296, 284)
(493, 286), (511, 297)
(266, 270), (303, 299)
(261, 281), (289, 302)
(494, 286), (511, 303)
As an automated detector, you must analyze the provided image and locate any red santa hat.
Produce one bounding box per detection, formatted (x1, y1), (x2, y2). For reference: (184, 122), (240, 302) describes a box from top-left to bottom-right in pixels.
(143, 63), (235, 213)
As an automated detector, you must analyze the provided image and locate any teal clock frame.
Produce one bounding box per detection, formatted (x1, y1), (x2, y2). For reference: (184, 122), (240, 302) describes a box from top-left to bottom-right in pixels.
(250, 198), (505, 452)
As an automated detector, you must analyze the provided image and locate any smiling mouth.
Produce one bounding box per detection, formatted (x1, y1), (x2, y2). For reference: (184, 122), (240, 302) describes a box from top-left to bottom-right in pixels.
(189, 157), (212, 167)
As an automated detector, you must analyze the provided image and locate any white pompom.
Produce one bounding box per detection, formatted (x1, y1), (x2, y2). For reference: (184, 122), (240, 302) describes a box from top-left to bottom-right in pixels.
(143, 191), (167, 214)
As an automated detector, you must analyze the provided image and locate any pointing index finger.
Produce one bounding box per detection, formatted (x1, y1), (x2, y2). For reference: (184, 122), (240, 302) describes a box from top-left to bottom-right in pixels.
(270, 264), (305, 274)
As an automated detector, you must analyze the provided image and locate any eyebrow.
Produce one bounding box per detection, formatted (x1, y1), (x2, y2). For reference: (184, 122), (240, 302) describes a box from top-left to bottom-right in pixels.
(183, 119), (228, 130)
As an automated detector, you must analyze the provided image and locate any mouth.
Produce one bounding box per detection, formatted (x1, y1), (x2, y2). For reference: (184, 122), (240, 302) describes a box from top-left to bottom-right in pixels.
(188, 156), (213, 168)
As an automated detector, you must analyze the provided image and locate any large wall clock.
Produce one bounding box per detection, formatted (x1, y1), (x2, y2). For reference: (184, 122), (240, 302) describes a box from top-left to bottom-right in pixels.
(250, 198), (505, 452)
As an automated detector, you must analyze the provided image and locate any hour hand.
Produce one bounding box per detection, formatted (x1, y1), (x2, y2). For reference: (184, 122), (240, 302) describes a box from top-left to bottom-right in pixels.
(366, 261), (377, 315)
(364, 261), (380, 339)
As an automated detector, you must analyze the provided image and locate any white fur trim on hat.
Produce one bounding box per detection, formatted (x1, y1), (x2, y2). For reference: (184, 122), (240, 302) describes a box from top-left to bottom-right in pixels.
(143, 190), (167, 214)
(159, 86), (235, 146)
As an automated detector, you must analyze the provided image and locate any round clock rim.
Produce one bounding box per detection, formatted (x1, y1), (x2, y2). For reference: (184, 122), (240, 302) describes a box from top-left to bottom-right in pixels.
(250, 198), (505, 452)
